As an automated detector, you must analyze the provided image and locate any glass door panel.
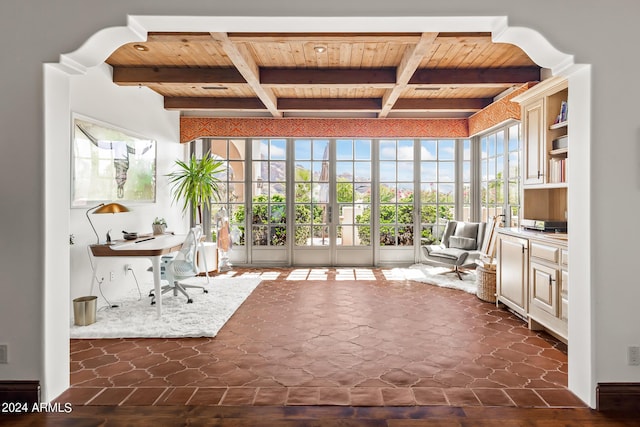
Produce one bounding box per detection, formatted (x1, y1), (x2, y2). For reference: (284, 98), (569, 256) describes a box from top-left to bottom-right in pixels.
(206, 139), (247, 265)
(336, 139), (372, 254)
(292, 139), (330, 264)
(250, 139), (288, 264)
(293, 138), (373, 266)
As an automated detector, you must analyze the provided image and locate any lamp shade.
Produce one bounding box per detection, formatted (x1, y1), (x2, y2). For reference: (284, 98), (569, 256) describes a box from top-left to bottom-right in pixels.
(87, 202), (130, 244)
(93, 202), (130, 214)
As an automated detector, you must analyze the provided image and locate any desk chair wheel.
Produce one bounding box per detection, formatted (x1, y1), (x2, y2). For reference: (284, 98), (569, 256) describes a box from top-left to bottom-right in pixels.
(204, 289), (208, 294)
(187, 298), (193, 304)
(150, 300), (156, 305)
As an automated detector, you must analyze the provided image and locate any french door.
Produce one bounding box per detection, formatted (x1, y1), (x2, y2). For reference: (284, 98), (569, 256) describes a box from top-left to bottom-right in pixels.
(201, 137), (473, 268)
(292, 139), (374, 266)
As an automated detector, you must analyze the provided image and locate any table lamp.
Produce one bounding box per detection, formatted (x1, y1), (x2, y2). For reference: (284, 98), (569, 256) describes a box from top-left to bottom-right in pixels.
(86, 202), (130, 244)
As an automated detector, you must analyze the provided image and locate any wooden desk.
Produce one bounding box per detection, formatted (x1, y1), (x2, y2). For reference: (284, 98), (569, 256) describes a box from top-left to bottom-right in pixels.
(89, 234), (185, 317)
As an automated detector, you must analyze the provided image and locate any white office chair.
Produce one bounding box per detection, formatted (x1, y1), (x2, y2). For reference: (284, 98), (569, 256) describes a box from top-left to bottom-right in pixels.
(150, 227), (208, 304)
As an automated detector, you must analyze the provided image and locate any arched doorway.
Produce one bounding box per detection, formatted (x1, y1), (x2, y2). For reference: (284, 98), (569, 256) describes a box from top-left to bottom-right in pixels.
(44, 15), (591, 405)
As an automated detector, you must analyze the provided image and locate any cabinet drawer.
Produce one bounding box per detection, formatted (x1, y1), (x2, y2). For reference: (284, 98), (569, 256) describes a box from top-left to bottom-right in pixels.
(561, 249), (568, 266)
(530, 242), (559, 263)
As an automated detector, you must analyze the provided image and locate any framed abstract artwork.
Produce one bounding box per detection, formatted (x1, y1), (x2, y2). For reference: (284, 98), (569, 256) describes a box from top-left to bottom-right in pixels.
(71, 115), (157, 207)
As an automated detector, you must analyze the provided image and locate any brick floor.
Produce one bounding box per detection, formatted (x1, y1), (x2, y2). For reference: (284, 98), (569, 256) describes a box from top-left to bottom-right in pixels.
(58, 268), (582, 408)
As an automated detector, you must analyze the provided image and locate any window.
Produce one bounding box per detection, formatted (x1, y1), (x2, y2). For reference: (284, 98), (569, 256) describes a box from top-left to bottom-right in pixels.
(187, 134), (502, 262)
(419, 139), (457, 244)
(507, 124), (522, 227)
(251, 139), (287, 246)
(379, 139), (415, 246)
(336, 139), (372, 247)
(208, 139), (246, 246)
(293, 139), (330, 246)
(480, 123), (521, 226)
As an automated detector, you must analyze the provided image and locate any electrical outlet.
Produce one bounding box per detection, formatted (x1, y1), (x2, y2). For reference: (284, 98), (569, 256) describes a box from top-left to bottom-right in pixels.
(628, 346), (640, 366)
(110, 271), (115, 281)
(0, 344), (8, 364)
(124, 264), (131, 275)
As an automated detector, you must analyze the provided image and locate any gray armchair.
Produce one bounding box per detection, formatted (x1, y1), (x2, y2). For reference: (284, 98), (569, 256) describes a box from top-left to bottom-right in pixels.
(421, 220), (486, 279)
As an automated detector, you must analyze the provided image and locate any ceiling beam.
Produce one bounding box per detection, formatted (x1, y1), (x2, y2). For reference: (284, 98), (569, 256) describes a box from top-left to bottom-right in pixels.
(393, 98), (493, 111)
(164, 97), (265, 111)
(278, 98), (382, 111)
(261, 68), (396, 87)
(112, 67), (246, 85)
(379, 32), (439, 118)
(228, 32), (422, 43)
(435, 32), (493, 44)
(209, 32), (282, 118)
(409, 67), (540, 85)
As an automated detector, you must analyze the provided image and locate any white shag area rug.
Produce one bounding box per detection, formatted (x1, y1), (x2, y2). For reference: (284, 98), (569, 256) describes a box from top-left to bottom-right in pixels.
(70, 277), (261, 339)
(385, 264), (477, 294)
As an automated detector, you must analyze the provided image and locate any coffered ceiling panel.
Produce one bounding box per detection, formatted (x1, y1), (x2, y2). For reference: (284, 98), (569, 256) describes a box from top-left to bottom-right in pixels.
(106, 31), (540, 119)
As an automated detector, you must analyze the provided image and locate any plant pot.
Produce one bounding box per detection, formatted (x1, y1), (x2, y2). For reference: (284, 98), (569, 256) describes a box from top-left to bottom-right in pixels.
(152, 224), (166, 235)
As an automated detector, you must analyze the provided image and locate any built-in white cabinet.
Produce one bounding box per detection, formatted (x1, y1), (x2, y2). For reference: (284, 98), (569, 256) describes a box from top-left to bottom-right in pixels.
(513, 77), (569, 229)
(514, 76), (569, 189)
(496, 229), (568, 342)
(498, 76), (570, 343)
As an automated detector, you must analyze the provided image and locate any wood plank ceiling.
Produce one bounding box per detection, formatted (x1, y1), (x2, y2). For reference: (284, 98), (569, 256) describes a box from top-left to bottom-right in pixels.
(106, 32), (540, 119)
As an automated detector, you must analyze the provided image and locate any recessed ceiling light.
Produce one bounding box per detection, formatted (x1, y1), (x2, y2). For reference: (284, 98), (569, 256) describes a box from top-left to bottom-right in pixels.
(133, 44), (148, 52)
(314, 45), (327, 54)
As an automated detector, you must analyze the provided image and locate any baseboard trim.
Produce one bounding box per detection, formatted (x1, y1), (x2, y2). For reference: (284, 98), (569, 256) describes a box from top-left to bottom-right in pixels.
(0, 381), (41, 406)
(597, 382), (640, 412)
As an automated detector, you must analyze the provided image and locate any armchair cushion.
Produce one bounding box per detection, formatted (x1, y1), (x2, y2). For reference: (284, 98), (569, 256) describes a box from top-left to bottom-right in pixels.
(453, 222), (479, 238)
(449, 236), (477, 250)
(440, 220), (458, 247)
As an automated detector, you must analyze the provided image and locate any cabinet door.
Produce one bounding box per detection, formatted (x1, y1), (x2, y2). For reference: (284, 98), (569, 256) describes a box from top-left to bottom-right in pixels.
(560, 269), (568, 322)
(530, 261), (558, 316)
(523, 99), (545, 185)
(497, 235), (528, 314)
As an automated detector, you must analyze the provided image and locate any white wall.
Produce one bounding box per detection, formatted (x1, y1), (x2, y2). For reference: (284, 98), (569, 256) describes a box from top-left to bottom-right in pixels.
(68, 64), (186, 308)
(1, 0), (639, 408)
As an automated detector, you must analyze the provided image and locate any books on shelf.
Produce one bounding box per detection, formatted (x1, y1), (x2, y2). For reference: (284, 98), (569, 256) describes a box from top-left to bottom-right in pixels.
(549, 157), (568, 183)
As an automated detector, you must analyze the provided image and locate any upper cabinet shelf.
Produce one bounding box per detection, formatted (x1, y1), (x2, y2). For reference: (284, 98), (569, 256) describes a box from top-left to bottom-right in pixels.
(550, 121), (568, 130)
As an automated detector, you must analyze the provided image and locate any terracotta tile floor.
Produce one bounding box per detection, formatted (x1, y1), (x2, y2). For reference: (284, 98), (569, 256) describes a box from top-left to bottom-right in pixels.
(58, 268), (584, 408)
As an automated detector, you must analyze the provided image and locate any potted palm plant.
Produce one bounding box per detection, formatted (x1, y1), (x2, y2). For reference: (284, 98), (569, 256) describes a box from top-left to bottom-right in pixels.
(166, 152), (226, 224)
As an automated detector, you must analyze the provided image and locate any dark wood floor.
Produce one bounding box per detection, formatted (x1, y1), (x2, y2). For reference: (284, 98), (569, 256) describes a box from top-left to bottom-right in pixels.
(4, 405), (640, 426)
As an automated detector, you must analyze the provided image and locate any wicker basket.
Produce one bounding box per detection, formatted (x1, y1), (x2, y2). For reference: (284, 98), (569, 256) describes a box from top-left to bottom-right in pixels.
(476, 265), (497, 303)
